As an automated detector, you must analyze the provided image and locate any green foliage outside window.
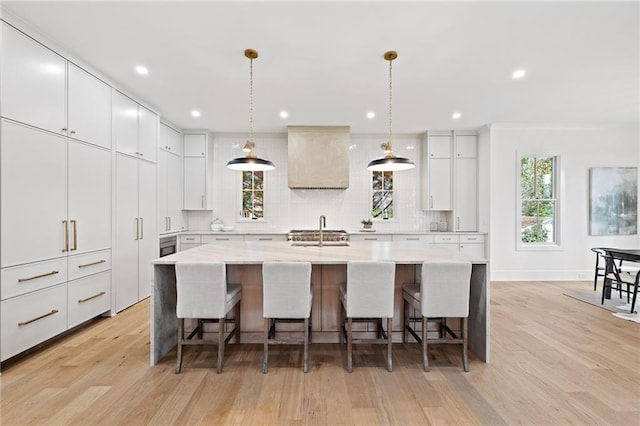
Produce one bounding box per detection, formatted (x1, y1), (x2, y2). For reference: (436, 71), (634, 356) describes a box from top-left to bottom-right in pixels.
(520, 156), (555, 243)
(372, 171), (393, 219)
(242, 171), (264, 219)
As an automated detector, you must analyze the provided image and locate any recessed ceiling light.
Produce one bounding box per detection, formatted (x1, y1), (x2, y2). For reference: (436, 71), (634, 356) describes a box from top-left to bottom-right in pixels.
(135, 65), (149, 76)
(280, 110), (289, 119)
(191, 110), (201, 118)
(452, 112), (462, 120)
(512, 69), (526, 80)
(366, 111), (375, 119)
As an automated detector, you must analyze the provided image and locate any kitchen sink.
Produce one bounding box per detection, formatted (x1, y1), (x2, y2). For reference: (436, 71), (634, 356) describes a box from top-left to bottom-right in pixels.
(291, 242), (350, 247)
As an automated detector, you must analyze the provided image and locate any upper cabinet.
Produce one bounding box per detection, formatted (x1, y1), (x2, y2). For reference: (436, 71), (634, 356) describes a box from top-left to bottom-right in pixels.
(454, 132), (478, 231)
(1, 23), (111, 149)
(421, 131), (452, 211)
(183, 132), (214, 210)
(113, 91), (158, 162)
(0, 23), (66, 134)
(160, 122), (183, 156)
(67, 63), (112, 149)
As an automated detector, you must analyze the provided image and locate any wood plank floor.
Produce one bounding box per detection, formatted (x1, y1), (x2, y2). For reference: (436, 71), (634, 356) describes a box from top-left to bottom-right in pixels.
(1, 281), (639, 425)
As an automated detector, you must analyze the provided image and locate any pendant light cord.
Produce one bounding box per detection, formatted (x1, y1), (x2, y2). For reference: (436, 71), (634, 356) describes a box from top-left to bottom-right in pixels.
(388, 55), (393, 145)
(249, 55), (254, 143)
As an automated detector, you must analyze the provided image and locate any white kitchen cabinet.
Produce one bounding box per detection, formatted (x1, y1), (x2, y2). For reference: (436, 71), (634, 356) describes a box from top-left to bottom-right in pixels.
(350, 234), (393, 242)
(422, 132), (452, 211)
(67, 270), (111, 329)
(68, 140), (112, 254)
(243, 235), (287, 242)
(184, 134), (206, 157)
(114, 154), (157, 311)
(459, 235), (486, 259)
(138, 105), (158, 163)
(392, 234), (434, 243)
(67, 63), (112, 149)
(159, 124), (184, 233)
(433, 234), (460, 252)
(0, 22), (66, 135)
(113, 91), (158, 162)
(160, 122), (183, 155)
(454, 132), (478, 232)
(1, 283), (68, 361)
(1, 121), (67, 268)
(202, 235), (244, 243)
(183, 132), (214, 210)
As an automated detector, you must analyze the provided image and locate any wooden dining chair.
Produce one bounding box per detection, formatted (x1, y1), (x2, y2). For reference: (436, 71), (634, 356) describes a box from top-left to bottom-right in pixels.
(601, 254), (639, 314)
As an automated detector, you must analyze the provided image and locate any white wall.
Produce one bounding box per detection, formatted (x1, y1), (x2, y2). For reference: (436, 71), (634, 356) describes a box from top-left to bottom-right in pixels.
(185, 132), (452, 233)
(489, 124), (639, 281)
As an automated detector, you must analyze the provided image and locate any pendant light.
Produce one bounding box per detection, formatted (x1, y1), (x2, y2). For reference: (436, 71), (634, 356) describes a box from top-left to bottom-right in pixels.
(367, 51), (415, 172)
(227, 49), (275, 171)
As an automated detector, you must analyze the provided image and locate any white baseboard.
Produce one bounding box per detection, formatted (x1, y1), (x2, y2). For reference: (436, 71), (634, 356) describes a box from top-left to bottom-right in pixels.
(490, 270), (593, 281)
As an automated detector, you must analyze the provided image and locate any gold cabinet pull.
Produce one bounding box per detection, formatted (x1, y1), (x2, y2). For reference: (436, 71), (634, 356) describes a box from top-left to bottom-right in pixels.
(135, 218), (140, 240)
(78, 291), (106, 303)
(140, 217), (144, 240)
(71, 219), (78, 251)
(18, 309), (59, 327)
(62, 220), (69, 252)
(78, 259), (106, 268)
(18, 270), (59, 283)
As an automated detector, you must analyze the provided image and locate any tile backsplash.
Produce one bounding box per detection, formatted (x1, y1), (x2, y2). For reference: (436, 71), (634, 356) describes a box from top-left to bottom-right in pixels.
(185, 132), (450, 232)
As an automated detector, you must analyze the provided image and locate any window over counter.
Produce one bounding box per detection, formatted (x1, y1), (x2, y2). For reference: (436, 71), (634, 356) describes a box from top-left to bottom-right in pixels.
(517, 155), (561, 250)
(372, 171), (393, 220)
(241, 170), (264, 220)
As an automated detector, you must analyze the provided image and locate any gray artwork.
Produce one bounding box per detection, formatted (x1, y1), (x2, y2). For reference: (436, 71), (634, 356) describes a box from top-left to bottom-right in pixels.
(589, 167), (638, 235)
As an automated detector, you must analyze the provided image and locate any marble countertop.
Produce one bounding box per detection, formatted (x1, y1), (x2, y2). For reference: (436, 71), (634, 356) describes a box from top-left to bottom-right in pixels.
(153, 240), (487, 265)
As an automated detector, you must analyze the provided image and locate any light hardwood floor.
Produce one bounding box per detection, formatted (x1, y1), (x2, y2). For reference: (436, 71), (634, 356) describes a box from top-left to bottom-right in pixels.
(1, 281), (639, 425)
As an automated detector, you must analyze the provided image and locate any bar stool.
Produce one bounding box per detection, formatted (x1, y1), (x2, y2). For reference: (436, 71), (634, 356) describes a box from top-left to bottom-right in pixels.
(262, 261), (313, 373)
(403, 261), (472, 372)
(340, 261), (395, 373)
(175, 261), (241, 374)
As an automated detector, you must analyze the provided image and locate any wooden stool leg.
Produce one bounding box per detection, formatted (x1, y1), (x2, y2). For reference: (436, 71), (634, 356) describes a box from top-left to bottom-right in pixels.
(217, 317), (225, 374)
(386, 317), (393, 372)
(263, 317), (269, 374)
(175, 318), (184, 374)
(303, 317), (310, 373)
(403, 299), (409, 343)
(236, 302), (241, 344)
(347, 317), (353, 373)
(422, 316), (429, 371)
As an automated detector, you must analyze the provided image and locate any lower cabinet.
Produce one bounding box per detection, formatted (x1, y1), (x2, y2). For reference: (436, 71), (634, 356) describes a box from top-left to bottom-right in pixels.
(0, 250), (112, 361)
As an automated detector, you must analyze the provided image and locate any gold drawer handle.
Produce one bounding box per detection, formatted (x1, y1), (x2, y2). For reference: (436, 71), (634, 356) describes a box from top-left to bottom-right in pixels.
(18, 309), (59, 327)
(78, 291), (106, 303)
(18, 270), (59, 283)
(78, 260), (107, 268)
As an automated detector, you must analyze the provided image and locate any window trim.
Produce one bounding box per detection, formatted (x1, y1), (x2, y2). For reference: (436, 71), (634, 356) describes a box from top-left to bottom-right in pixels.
(371, 170), (396, 221)
(237, 170), (265, 222)
(516, 152), (563, 251)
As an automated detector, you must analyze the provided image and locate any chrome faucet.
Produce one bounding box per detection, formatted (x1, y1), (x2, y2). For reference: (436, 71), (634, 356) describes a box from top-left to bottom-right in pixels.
(319, 215), (326, 247)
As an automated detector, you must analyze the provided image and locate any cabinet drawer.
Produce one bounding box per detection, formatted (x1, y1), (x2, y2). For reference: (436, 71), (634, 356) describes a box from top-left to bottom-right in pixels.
(1, 258), (67, 300)
(68, 249), (111, 281)
(180, 235), (201, 244)
(460, 234), (485, 243)
(202, 235), (244, 243)
(350, 234), (393, 242)
(244, 235), (287, 242)
(68, 271), (111, 328)
(1, 283), (67, 361)
(434, 235), (460, 243)
(392, 235), (434, 242)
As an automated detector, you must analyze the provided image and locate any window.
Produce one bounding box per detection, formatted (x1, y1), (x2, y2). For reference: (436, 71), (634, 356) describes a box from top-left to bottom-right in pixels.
(372, 171), (393, 219)
(519, 156), (558, 246)
(241, 170), (264, 219)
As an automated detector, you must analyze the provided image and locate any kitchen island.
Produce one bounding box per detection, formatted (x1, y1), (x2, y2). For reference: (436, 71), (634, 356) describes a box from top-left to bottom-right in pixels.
(150, 241), (489, 365)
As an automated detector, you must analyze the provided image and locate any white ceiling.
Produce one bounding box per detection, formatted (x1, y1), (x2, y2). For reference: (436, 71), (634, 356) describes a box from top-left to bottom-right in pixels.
(3, 1), (639, 134)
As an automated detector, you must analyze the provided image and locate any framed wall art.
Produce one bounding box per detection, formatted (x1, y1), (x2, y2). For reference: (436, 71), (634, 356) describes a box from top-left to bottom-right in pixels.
(589, 167), (638, 235)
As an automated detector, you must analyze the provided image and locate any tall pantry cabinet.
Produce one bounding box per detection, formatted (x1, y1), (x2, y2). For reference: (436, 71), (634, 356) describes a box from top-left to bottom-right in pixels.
(113, 91), (158, 312)
(0, 22), (112, 360)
